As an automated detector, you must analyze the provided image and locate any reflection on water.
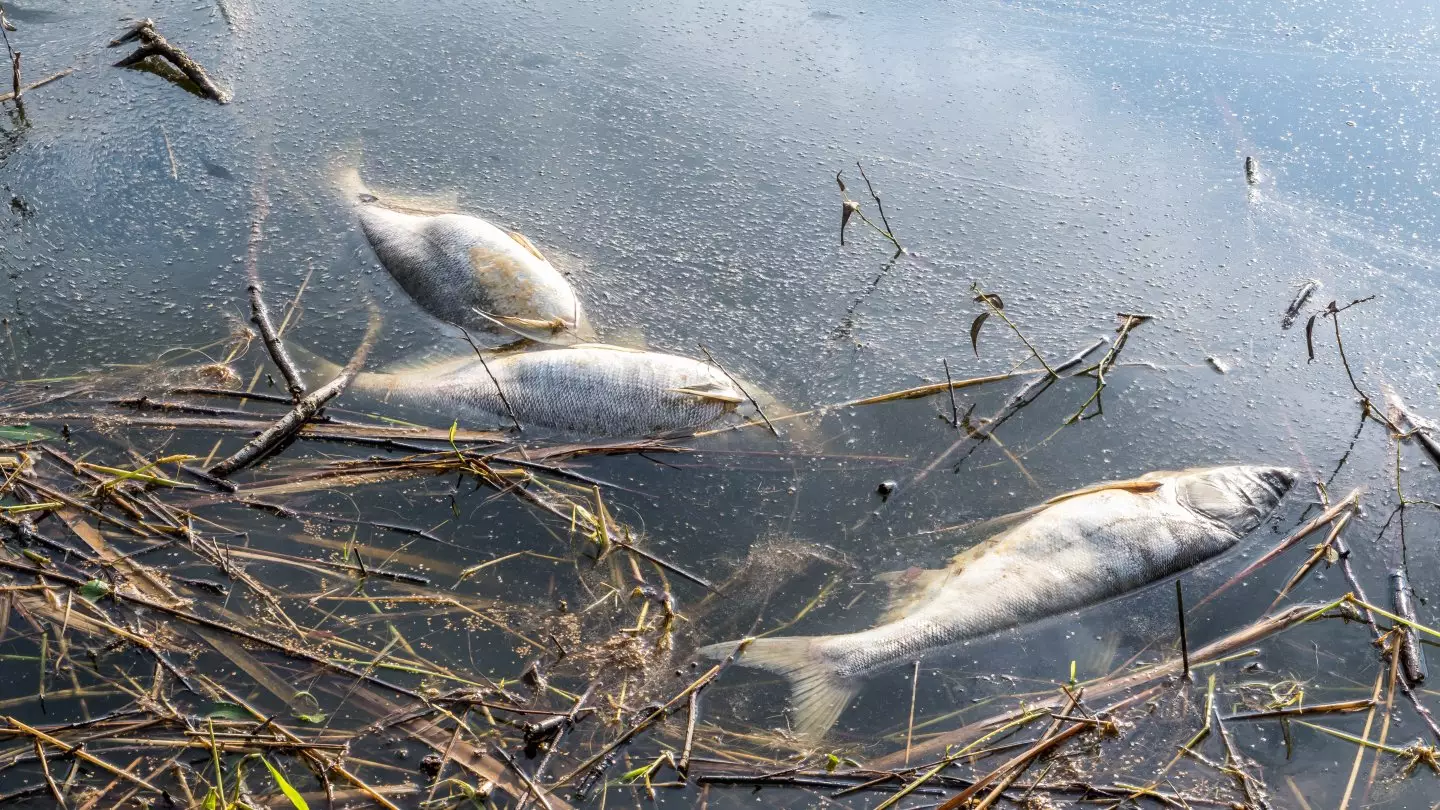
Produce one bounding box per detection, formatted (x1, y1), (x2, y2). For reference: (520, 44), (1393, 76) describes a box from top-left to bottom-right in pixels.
(1, 0), (1440, 806)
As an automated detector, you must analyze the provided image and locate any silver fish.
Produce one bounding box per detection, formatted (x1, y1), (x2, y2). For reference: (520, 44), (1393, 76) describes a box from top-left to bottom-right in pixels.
(333, 344), (752, 438)
(700, 465), (1295, 739)
(339, 168), (593, 344)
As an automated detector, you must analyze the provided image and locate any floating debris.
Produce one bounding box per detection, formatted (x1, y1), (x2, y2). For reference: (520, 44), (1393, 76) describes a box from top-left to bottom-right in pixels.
(876, 479), (897, 501)
(1392, 571), (1428, 683)
(1281, 279), (1319, 330)
(110, 18), (228, 103)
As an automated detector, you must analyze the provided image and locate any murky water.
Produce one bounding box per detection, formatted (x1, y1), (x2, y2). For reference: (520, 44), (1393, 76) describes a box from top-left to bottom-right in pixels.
(4, 0), (1440, 806)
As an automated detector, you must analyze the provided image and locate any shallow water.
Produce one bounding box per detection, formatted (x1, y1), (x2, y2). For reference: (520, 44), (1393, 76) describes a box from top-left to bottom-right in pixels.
(3, 0), (1440, 806)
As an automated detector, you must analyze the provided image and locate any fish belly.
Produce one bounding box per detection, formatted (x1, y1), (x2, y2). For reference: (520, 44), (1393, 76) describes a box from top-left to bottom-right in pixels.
(359, 208), (580, 336)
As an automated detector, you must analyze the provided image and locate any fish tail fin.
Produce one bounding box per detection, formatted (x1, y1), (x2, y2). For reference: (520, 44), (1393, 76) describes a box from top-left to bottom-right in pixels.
(328, 144), (373, 207)
(698, 636), (858, 740)
(329, 154), (459, 215)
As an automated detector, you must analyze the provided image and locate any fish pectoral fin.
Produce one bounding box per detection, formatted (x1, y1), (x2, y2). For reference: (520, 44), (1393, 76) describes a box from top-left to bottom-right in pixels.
(1042, 478), (1164, 506)
(698, 637), (858, 741)
(874, 567), (950, 624)
(507, 230), (550, 263)
(493, 314), (569, 333)
(470, 308), (577, 345)
(670, 384), (745, 404)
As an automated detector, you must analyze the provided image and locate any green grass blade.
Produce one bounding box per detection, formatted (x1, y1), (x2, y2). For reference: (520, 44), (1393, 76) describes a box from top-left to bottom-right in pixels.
(262, 757), (310, 810)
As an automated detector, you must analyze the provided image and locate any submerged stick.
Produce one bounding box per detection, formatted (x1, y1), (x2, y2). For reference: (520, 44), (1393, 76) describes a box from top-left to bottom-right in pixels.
(1384, 385), (1440, 471)
(0, 67), (70, 104)
(1391, 571), (1428, 683)
(208, 309), (380, 477)
(1176, 580), (1190, 680)
(244, 179), (306, 403)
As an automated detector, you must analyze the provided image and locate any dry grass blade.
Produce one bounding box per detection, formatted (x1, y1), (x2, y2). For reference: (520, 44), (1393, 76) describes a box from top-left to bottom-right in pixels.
(4, 716), (161, 793)
(1195, 488), (1361, 610)
(883, 602), (1326, 765)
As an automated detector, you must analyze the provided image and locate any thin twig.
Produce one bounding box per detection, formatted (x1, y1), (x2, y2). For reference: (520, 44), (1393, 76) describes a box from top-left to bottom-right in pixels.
(208, 308), (381, 477)
(942, 359), (959, 428)
(1176, 580), (1190, 681)
(0, 67), (70, 104)
(699, 344), (777, 438)
(244, 177), (306, 403)
(457, 324), (522, 433)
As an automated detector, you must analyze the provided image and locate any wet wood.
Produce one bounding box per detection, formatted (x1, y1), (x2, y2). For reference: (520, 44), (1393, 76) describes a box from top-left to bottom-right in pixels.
(208, 310), (380, 477)
(111, 19), (228, 103)
(0, 67), (72, 103)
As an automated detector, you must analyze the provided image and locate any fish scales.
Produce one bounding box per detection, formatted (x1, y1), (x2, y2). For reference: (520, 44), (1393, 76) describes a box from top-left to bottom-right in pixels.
(350, 345), (744, 437)
(358, 206), (592, 342)
(700, 465), (1295, 739)
(335, 166), (592, 343)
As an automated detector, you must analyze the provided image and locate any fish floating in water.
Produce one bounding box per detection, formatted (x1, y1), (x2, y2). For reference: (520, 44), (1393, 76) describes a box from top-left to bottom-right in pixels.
(306, 343), (757, 438)
(700, 465), (1295, 739)
(337, 167), (593, 345)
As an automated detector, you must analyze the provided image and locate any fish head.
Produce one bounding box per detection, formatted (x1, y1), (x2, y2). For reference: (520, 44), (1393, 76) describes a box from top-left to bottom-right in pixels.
(1172, 465), (1296, 535)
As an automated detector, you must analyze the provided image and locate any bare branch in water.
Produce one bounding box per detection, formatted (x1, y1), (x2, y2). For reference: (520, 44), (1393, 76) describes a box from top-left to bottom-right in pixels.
(208, 308), (381, 477)
(111, 19), (228, 103)
(243, 176), (307, 403)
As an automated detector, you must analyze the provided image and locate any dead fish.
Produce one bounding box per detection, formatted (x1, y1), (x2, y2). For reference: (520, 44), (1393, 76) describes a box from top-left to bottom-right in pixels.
(699, 465), (1295, 739)
(1281, 280), (1319, 330)
(336, 167), (593, 345)
(306, 343), (755, 438)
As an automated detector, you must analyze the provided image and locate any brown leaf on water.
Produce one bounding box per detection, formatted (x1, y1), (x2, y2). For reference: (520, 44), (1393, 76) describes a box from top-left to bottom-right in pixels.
(840, 200), (859, 245)
(1115, 312), (1153, 332)
(1305, 313), (1319, 362)
(973, 292), (1004, 311)
(970, 312), (989, 356)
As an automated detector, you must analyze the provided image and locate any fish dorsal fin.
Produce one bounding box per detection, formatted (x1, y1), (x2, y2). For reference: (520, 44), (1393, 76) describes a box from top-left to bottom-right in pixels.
(507, 230), (550, 263)
(1042, 478), (1163, 506)
(873, 566), (952, 624)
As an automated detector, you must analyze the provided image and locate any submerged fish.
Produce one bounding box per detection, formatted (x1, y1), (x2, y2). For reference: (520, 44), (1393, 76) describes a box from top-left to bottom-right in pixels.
(337, 168), (593, 344)
(310, 343), (754, 438)
(700, 465), (1295, 739)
